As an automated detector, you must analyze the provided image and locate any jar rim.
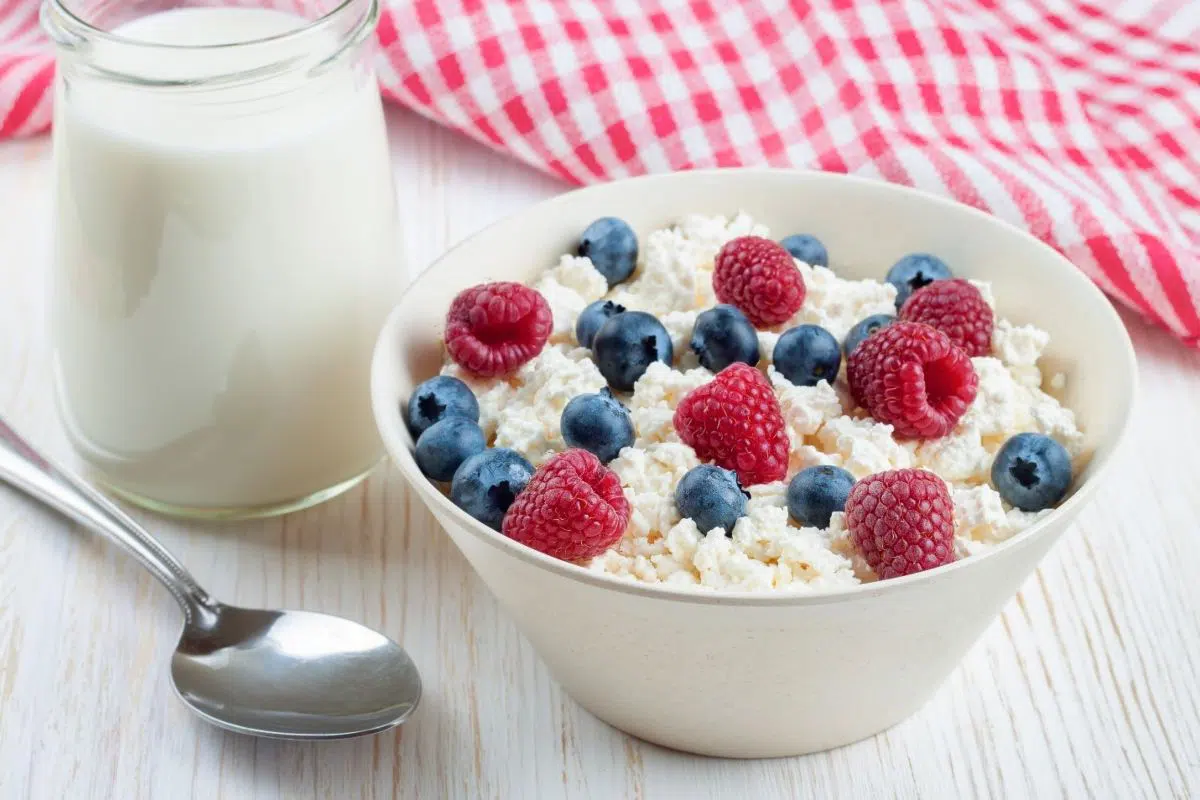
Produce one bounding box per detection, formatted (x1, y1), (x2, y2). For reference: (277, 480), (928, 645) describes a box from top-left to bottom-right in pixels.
(42, 0), (378, 86)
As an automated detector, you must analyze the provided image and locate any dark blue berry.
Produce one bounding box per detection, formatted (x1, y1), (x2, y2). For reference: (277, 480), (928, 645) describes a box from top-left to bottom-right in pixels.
(787, 465), (855, 528)
(592, 311), (673, 391)
(415, 417), (486, 481)
(842, 313), (895, 358)
(561, 390), (635, 464)
(578, 217), (638, 287)
(450, 448), (535, 531)
(886, 253), (953, 309)
(690, 304), (760, 372)
(991, 433), (1072, 512)
(773, 324), (841, 386)
(406, 375), (479, 437)
(675, 465), (748, 535)
(576, 300), (626, 348)
(779, 234), (829, 268)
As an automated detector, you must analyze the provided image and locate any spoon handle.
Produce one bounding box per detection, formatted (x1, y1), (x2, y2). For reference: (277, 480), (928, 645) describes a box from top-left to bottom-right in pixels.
(0, 416), (213, 623)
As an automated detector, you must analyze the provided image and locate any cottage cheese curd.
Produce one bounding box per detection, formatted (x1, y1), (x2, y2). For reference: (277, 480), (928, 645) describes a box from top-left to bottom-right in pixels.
(441, 213), (1086, 592)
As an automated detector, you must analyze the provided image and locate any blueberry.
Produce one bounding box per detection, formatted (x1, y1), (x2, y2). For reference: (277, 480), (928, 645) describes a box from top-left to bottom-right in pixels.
(787, 465), (855, 528)
(576, 300), (626, 348)
(690, 304), (760, 372)
(406, 375), (479, 438)
(592, 311), (673, 391)
(779, 234), (829, 268)
(886, 253), (953, 308)
(773, 324), (841, 386)
(561, 390), (635, 464)
(842, 313), (895, 357)
(451, 448), (535, 531)
(415, 417), (486, 481)
(578, 217), (638, 287)
(991, 433), (1072, 512)
(675, 465), (748, 535)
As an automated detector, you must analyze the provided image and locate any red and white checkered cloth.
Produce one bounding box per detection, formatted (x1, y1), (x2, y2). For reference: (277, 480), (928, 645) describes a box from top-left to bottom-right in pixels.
(4, 2), (1199, 344)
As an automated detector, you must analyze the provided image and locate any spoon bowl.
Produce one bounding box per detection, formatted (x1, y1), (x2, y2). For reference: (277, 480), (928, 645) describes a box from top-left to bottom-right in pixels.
(0, 417), (421, 740)
(172, 606), (420, 739)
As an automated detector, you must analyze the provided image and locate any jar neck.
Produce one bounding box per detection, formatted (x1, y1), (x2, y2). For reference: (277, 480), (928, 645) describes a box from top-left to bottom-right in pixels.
(41, 0), (379, 88)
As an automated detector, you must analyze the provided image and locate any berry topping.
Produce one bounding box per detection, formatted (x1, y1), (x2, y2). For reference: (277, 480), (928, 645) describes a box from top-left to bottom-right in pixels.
(690, 304), (760, 372)
(846, 468), (956, 579)
(899, 278), (994, 357)
(673, 363), (789, 486)
(576, 299), (626, 348)
(560, 390), (635, 464)
(787, 465), (855, 528)
(675, 465), (749, 534)
(847, 321), (978, 439)
(406, 375), (479, 437)
(578, 217), (638, 287)
(842, 313), (895, 357)
(415, 417), (486, 481)
(886, 253), (953, 309)
(592, 310), (674, 391)
(713, 236), (807, 327)
(450, 448), (534, 531)
(445, 282), (552, 377)
(991, 433), (1072, 511)
(779, 233), (829, 268)
(773, 324), (841, 387)
(502, 449), (631, 561)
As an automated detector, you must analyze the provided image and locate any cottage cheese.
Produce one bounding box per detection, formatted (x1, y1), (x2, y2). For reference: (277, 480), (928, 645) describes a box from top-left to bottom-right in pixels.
(481, 344), (607, 465)
(782, 262), (897, 341)
(533, 254), (610, 344)
(815, 415), (915, 479)
(628, 362), (713, 445)
(437, 212), (1087, 593)
(952, 485), (1049, 556)
(660, 309), (701, 366)
(607, 212), (767, 316)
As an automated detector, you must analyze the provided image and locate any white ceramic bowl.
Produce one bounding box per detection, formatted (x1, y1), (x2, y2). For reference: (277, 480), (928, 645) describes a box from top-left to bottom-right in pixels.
(371, 169), (1135, 758)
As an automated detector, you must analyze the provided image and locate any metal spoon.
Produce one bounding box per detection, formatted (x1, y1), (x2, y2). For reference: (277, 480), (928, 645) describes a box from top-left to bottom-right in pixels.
(0, 417), (421, 740)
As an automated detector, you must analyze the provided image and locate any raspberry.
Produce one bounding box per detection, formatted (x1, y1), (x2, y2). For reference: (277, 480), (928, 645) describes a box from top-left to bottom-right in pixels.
(845, 469), (956, 579)
(501, 449), (630, 561)
(445, 282), (552, 377)
(712, 236), (806, 327)
(673, 363), (789, 485)
(847, 321), (978, 439)
(899, 279), (994, 357)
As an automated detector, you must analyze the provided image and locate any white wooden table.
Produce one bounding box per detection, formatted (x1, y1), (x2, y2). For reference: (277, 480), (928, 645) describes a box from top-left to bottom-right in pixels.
(1, 107), (1197, 799)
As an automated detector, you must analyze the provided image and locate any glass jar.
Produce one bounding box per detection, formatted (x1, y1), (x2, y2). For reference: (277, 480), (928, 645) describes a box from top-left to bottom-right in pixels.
(42, 0), (402, 518)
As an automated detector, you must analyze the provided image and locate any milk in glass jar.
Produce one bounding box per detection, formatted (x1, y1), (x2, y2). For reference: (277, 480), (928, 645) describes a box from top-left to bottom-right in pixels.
(43, 0), (401, 517)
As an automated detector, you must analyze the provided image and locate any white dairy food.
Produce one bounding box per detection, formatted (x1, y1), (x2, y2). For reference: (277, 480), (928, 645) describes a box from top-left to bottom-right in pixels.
(782, 262), (897, 341)
(441, 212), (1087, 592)
(815, 415), (915, 479)
(628, 362), (712, 446)
(659, 310), (701, 366)
(51, 8), (400, 510)
(770, 369), (843, 438)
(533, 255), (609, 344)
(490, 346), (607, 463)
(607, 213), (766, 315)
(596, 459), (859, 591)
(487, 345), (607, 465)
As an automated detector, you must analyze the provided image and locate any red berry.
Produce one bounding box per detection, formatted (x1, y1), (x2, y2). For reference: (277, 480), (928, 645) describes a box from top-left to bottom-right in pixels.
(502, 449), (630, 561)
(673, 363), (789, 485)
(445, 282), (552, 377)
(712, 236), (806, 327)
(899, 279), (994, 357)
(845, 469), (956, 579)
(847, 321), (978, 439)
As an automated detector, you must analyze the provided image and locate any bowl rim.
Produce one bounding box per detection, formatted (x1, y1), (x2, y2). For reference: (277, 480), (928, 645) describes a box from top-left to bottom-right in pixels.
(372, 167), (1138, 607)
